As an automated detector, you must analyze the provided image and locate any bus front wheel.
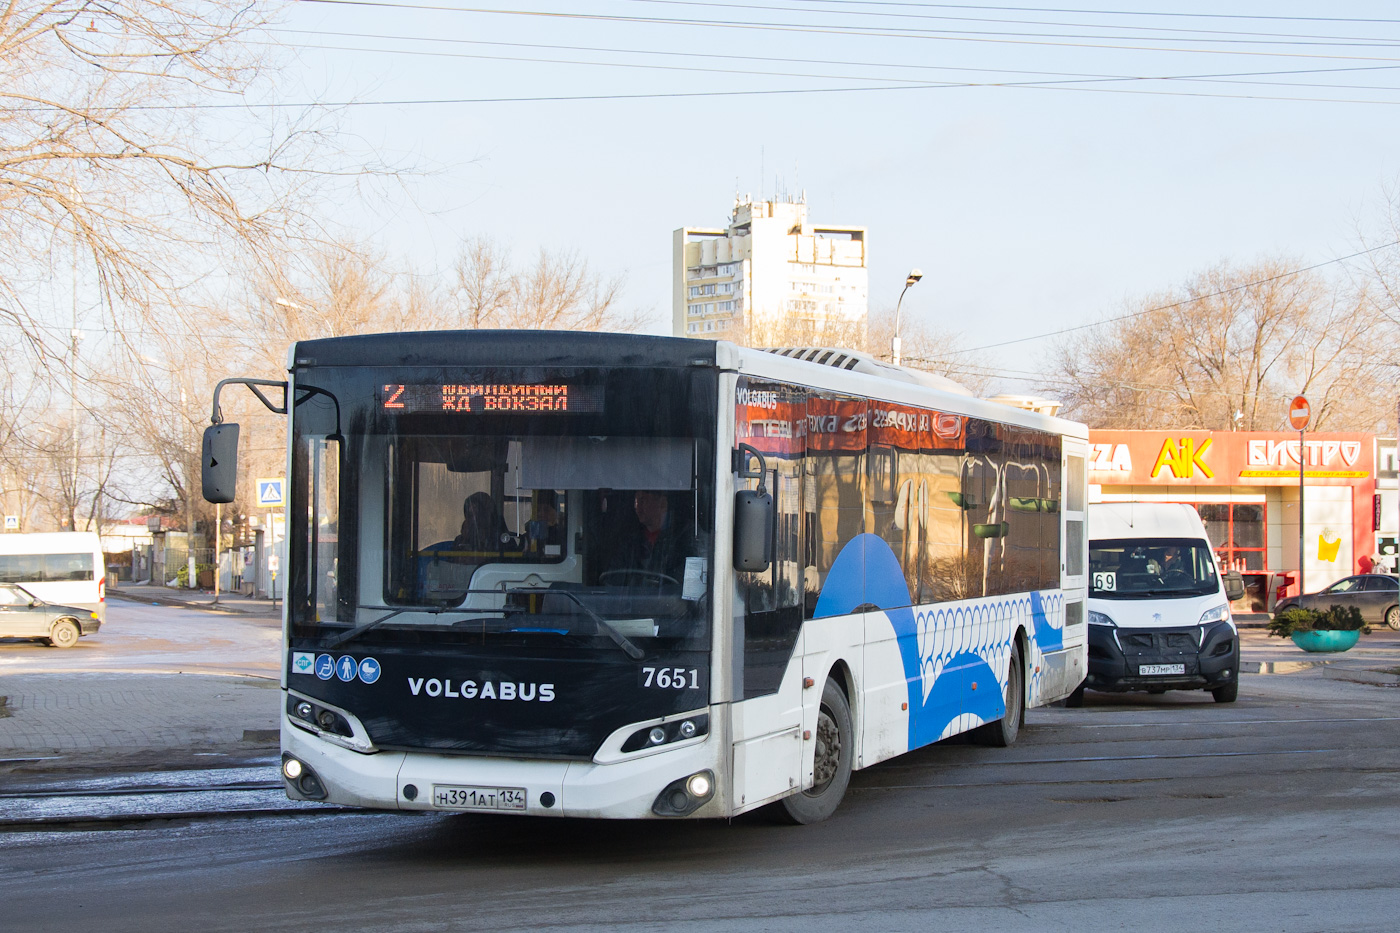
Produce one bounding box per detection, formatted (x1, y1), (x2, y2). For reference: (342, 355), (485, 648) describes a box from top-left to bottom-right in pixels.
(779, 679), (853, 825)
(48, 619), (80, 649)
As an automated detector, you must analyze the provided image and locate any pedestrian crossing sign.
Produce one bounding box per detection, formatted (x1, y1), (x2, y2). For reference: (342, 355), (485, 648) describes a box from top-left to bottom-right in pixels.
(257, 478), (285, 508)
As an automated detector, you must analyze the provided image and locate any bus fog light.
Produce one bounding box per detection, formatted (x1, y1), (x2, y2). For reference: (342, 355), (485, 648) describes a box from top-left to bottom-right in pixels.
(652, 770), (716, 817)
(648, 727), (666, 745)
(295, 702), (313, 720)
(678, 720), (697, 739)
(686, 772), (712, 798)
(298, 771), (326, 800)
(282, 757), (304, 780)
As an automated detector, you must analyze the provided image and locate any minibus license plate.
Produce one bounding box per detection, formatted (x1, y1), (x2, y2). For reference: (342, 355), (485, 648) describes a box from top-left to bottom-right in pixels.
(432, 785), (527, 811)
(1139, 664), (1185, 676)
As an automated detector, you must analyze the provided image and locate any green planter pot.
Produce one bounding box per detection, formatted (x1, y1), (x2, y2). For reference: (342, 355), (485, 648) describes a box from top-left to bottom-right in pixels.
(1289, 630), (1361, 653)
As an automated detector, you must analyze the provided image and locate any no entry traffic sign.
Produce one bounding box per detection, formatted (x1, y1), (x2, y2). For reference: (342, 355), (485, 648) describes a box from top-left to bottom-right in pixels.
(1288, 396), (1310, 431)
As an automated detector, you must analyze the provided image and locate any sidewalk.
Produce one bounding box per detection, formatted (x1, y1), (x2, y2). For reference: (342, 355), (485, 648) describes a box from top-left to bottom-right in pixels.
(1241, 627), (1400, 680)
(110, 582), (282, 619)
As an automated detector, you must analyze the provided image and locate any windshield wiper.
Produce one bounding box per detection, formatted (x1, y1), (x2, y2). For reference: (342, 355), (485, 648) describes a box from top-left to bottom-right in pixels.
(321, 591), (645, 661)
(323, 608), (414, 650)
(529, 589), (644, 661)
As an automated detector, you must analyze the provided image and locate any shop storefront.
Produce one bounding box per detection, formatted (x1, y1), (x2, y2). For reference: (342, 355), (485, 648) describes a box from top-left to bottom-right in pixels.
(1088, 431), (1375, 612)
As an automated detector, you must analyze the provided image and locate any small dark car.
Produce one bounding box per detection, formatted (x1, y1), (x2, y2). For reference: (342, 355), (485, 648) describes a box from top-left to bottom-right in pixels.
(0, 583), (101, 648)
(1273, 574), (1400, 631)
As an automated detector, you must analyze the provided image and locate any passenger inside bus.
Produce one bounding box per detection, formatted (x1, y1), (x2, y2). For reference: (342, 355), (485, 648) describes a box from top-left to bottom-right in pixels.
(455, 491), (502, 552)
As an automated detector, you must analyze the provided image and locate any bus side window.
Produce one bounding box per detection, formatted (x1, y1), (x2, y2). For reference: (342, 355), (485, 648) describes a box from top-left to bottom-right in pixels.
(735, 378), (808, 699)
(805, 393), (866, 617)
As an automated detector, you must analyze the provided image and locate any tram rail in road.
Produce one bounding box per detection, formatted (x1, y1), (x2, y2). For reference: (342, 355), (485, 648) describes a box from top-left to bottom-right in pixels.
(0, 760), (347, 828)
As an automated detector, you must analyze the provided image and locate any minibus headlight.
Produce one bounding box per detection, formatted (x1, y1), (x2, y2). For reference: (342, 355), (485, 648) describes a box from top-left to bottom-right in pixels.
(1088, 610), (1116, 627)
(1199, 604), (1230, 625)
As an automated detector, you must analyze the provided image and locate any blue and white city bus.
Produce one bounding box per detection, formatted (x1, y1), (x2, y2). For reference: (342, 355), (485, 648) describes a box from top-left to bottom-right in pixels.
(202, 332), (1088, 822)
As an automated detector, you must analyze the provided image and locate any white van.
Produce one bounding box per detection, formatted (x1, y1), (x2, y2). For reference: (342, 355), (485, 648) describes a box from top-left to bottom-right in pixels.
(0, 532), (106, 625)
(1082, 503), (1245, 704)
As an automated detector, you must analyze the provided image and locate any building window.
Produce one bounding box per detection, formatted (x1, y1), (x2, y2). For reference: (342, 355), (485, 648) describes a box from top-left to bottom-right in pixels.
(1197, 504), (1266, 572)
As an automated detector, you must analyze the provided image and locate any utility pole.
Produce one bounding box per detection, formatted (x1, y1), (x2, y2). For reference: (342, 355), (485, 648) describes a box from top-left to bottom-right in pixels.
(182, 386), (195, 589)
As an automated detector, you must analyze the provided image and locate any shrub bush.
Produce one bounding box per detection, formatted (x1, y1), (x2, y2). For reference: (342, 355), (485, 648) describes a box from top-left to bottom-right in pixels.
(1268, 604), (1371, 638)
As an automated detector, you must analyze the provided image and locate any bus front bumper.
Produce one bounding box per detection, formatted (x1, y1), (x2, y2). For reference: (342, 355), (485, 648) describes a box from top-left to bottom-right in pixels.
(281, 721), (723, 819)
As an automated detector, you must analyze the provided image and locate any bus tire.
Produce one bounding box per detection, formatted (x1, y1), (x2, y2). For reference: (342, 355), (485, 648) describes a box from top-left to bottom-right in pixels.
(778, 679), (853, 825)
(48, 619), (80, 649)
(972, 643), (1023, 748)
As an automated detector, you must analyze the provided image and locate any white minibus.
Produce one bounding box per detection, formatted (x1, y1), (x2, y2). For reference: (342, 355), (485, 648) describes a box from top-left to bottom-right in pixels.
(1085, 503), (1245, 703)
(0, 532), (106, 625)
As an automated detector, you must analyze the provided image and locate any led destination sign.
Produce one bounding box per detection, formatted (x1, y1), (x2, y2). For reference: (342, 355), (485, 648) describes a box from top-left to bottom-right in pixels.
(380, 383), (603, 414)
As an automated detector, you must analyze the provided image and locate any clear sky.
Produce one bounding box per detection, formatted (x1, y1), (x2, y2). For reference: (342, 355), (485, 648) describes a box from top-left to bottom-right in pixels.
(271, 0), (1400, 394)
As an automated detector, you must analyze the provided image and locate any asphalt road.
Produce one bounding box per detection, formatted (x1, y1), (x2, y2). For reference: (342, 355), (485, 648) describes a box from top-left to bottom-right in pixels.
(3, 670), (1397, 932)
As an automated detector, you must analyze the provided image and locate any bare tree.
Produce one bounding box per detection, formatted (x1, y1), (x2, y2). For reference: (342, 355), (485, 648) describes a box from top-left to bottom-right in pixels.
(452, 238), (645, 332)
(1049, 260), (1394, 431)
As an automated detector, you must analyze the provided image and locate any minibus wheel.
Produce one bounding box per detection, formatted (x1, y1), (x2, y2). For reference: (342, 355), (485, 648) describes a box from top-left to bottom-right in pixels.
(1211, 677), (1239, 703)
(972, 643), (1024, 748)
(778, 679), (852, 825)
(48, 619), (80, 649)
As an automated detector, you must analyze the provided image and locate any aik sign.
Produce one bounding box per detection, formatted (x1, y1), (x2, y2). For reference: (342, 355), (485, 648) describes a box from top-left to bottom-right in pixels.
(1088, 431), (1373, 487)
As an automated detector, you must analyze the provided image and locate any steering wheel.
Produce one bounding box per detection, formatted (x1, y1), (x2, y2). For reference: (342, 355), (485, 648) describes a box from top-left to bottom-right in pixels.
(1163, 570), (1192, 587)
(599, 569), (680, 588)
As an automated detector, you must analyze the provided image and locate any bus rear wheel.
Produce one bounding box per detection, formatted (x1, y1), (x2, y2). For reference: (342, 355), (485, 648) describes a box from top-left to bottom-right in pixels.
(48, 619), (80, 649)
(778, 679), (853, 825)
(972, 643), (1023, 748)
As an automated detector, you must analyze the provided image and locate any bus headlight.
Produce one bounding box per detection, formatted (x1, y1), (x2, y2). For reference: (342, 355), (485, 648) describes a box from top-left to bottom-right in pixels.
(622, 714), (710, 753)
(282, 757), (304, 780)
(653, 770), (715, 817)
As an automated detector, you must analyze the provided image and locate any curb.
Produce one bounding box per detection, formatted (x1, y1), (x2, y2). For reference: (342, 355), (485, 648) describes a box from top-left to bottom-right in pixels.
(1241, 659), (1335, 674)
(1322, 667), (1400, 686)
(108, 589), (279, 618)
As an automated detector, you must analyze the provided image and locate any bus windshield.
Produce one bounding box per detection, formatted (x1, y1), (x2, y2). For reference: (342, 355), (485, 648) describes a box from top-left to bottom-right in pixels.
(288, 364), (717, 652)
(1089, 537), (1221, 599)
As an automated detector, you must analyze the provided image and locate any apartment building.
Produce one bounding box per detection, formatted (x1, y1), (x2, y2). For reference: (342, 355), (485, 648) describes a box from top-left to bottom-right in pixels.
(673, 197), (868, 343)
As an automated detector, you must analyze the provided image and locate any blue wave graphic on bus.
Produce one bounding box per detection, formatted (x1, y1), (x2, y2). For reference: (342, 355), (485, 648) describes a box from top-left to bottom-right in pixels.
(812, 534), (1060, 749)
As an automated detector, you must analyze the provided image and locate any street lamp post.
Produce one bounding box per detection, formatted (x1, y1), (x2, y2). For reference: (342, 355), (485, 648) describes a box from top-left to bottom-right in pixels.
(891, 269), (923, 367)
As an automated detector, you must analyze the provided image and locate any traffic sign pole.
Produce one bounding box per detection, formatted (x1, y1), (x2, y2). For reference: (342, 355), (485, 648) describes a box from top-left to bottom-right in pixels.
(1289, 396), (1311, 598)
(1298, 426), (1305, 599)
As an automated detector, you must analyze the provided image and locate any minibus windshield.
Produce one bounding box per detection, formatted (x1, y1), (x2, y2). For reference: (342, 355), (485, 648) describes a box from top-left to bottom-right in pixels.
(1089, 537), (1220, 599)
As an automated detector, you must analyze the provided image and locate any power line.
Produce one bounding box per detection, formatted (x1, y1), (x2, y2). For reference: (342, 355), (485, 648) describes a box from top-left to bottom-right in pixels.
(268, 27), (1400, 94)
(292, 1), (1400, 64)
(954, 241), (1400, 354)
(614, 0), (1400, 45)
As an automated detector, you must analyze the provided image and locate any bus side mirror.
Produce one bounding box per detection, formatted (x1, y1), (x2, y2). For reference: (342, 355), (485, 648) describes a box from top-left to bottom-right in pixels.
(733, 489), (773, 572)
(202, 423), (240, 504)
(1224, 569), (1245, 602)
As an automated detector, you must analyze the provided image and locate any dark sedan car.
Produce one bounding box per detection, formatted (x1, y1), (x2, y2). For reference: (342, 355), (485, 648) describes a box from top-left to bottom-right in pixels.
(1274, 574), (1400, 630)
(0, 583), (101, 647)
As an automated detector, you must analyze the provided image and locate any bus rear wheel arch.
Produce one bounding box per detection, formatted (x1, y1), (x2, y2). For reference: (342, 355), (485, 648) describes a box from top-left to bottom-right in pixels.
(48, 618), (80, 649)
(777, 678), (853, 825)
